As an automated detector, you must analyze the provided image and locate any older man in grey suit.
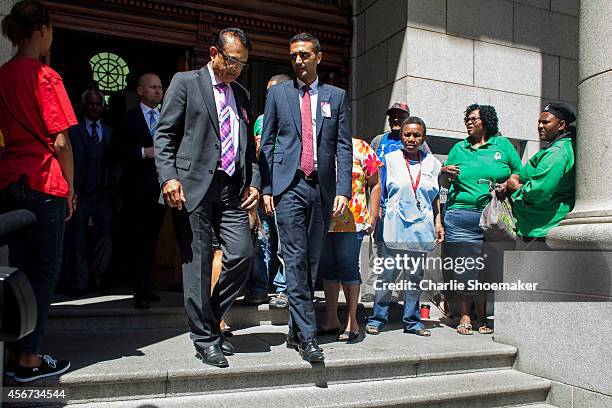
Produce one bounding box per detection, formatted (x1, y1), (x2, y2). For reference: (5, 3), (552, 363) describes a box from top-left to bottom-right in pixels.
(154, 27), (260, 368)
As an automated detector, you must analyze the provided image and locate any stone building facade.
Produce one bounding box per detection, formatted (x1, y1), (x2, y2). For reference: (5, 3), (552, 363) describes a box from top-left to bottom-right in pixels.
(351, 0), (579, 162)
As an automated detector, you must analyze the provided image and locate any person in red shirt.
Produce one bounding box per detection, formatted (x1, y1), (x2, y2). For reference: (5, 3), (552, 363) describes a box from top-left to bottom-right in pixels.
(0, 0), (77, 382)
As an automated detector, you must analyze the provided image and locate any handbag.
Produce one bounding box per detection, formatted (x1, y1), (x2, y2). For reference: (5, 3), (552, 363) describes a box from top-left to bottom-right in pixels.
(478, 180), (517, 242)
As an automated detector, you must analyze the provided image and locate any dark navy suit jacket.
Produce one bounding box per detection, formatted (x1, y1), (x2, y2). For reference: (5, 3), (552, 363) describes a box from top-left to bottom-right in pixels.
(69, 120), (112, 195)
(259, 79), (352, 209)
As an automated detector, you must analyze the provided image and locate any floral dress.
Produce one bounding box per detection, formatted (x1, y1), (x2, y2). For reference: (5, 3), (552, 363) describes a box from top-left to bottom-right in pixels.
(329, 138), (383, 232)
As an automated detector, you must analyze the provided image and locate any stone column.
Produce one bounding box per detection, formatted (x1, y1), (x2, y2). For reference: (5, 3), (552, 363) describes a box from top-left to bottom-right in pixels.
(547, 0), (612, 250)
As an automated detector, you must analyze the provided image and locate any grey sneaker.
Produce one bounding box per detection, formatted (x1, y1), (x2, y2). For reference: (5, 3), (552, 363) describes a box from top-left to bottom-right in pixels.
(269, 292), (288, 308)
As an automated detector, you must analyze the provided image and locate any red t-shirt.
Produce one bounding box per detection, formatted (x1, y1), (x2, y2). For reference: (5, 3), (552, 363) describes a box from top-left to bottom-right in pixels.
(0, 57), (77, 198)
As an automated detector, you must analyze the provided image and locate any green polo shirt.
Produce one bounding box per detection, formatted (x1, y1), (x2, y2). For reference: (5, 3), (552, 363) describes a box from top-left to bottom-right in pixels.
(512, 136), (575, 238)
(445, 135), (522, 211)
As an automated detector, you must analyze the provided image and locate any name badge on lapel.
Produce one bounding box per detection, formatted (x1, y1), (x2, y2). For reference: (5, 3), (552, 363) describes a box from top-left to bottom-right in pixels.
(240, 107), (250, 124)
(321, 101), (331, 118)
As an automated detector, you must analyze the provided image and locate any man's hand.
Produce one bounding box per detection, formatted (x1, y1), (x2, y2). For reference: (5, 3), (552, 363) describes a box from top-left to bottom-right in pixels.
(162, 179), (186, 210)
(332, 195), (349, 217)
(65, 190), (77, 221)
(441, 164), (461, 180)
(262, 194), (275, 216)
(144, 147), (155, 159)
(240, 186), (260, 211)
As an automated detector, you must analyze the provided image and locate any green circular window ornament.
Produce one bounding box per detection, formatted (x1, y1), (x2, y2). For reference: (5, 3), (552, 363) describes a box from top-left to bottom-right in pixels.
(89, 52), (129, 93)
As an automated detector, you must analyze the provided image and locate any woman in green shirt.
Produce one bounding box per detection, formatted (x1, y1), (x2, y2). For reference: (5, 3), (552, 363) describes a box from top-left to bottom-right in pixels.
(441, 104), (522, 335)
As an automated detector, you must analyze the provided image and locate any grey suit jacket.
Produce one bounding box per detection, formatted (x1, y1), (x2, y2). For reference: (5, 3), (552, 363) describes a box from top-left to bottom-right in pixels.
(154, 68), (260, 213)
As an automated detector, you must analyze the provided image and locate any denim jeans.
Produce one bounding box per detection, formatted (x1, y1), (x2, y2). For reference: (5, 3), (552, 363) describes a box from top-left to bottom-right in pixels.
(367, 248), (425, 332)
(250, 211), (285, 295)
(319, 231), (364, 285)
(6, 180), (66, 354)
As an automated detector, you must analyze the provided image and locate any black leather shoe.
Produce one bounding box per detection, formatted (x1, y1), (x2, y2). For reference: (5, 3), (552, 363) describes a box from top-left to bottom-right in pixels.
(299, 340), (325, 363)
(286, 334), (322, 352)
(220, 339), (234, 356)
(195, 345), (228, 368)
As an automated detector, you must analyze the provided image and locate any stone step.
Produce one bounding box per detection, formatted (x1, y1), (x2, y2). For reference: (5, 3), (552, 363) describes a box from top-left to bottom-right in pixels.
(48, 291), (443, 333)
(61, 370), (551, 408)
(12, 324), (516, 405)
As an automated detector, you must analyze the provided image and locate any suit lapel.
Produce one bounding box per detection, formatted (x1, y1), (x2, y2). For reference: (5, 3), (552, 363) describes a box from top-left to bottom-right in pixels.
(285, 80), (302, 138)
(136, 108), (152, 140)
(231, 82), (247, 156)
(316, 83), (331, 141)
(78, 122), (89, 148)
(196, 68), (220, 137)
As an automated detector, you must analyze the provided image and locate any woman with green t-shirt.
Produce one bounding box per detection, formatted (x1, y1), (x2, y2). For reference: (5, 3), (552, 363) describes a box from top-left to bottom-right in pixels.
(440, 104), (522, 336)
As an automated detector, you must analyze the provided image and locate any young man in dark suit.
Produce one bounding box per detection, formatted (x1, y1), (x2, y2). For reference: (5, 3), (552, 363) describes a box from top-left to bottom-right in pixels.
(154, 28), (260, 368)
(259, 33), (353, 362)
(113, 73), (165, 308)
(64, 89), (113, 296)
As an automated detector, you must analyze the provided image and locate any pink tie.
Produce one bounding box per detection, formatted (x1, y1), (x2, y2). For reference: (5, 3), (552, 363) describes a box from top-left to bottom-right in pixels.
(300, 85), (314, 176)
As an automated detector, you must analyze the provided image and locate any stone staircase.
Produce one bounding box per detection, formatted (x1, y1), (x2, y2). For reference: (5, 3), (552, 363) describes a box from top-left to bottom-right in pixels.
(7, 291), (556, 407)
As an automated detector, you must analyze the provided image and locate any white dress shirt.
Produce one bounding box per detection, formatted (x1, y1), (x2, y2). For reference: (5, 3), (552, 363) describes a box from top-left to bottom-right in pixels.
(140, 102), (160, 158)
(84, 117), (102, 143)
(296, 77), (319, 169)
(208, 63), (240, 166)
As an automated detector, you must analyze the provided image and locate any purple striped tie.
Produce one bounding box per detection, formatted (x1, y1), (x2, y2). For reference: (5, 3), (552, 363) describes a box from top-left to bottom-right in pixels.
(215, 83), (236, 176)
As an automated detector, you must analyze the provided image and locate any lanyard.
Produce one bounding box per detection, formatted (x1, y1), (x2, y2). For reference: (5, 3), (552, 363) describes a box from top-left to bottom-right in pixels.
(403, 150), (422, 197)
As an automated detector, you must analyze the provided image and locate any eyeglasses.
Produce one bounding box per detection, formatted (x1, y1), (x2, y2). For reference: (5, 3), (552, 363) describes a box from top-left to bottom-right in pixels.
(464, 116), (482, 124)
(217, 48), (249, 71)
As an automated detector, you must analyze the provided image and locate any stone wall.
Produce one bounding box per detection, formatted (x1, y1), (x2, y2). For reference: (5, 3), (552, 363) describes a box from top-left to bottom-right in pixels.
(496, 251), (612, 407)
(351, 0), (579, 159)
(0, 0), (15, 64)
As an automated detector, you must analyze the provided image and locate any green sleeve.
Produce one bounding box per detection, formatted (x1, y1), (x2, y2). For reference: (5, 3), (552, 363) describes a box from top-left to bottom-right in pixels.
(253, 115), (263, 137)
(506, 140), (523, 174)
(514, 149), (567, 205)
(444, 144), (458, 166)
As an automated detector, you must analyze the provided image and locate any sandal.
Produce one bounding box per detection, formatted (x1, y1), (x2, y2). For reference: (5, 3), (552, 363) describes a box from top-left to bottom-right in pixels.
(430, 294), (451, 318)
(337, 331), (359, 342)
(456, 322), (473, 335)
(477, 321), (494, 335)
(414, 328), (431, 337)
(365, 325), (380, 335)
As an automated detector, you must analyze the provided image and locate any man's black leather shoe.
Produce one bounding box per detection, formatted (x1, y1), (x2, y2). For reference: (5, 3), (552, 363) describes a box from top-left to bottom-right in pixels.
(286, 334), (322, 352)
(195, 345), (228, 368)
(220, 339), (234, 356)
(299, 340), (325, 363)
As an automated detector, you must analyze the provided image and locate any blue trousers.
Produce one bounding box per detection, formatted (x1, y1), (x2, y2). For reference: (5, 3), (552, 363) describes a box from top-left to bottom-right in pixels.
(367, 248), (425, 332)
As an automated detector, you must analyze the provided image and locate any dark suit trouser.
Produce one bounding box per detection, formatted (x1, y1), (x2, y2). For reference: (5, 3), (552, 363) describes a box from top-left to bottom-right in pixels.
(275, 174), (328, 342)
(173, 170), (254, 349)
(124, 192), (166, 297)
(63, 193), (112, 290)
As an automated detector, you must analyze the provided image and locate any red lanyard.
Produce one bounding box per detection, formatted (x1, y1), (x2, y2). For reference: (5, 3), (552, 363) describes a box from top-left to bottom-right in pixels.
(403, 150), (422, 196)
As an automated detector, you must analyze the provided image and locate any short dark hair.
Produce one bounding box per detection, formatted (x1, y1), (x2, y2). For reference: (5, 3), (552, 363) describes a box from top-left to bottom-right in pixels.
(290, 32), (321, 54)
(401, 116), (427, 136)
(1, 1), (49, 46)
(268, 74), (292, 85)
(214, 27), (251, 52)
(465, 103), (499, 137)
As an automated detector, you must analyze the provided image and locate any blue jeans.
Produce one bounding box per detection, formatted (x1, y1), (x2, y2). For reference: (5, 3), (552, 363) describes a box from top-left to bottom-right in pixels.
(250, 211), (285, 295)
(319, 231), (364, 285)
(6, 180), (66, 354)
(367, 248), (425, 332)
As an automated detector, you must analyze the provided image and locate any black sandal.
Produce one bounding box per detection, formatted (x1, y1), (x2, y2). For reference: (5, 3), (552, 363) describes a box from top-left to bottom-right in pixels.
(337, 331), (359, 342)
